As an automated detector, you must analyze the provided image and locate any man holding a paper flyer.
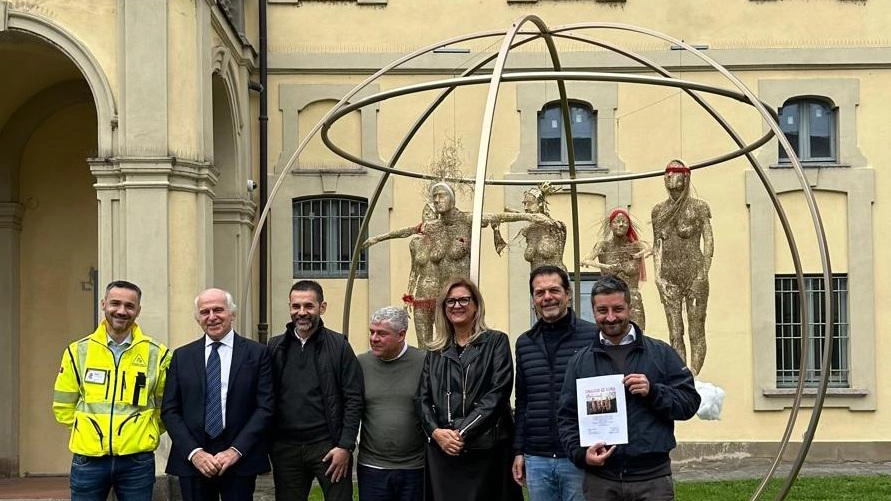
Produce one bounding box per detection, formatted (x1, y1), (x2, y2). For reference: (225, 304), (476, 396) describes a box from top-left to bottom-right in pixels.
(558, 275), (700, 500)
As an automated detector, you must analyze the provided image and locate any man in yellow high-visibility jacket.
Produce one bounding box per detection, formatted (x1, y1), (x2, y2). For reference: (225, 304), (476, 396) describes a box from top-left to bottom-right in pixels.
(53, 280), (170, 501)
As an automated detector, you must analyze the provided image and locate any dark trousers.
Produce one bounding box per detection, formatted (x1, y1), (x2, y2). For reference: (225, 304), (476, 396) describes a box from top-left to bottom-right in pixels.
(271, 438), (353, 501)
(178, 474), (256, 501)
(357, 464), (423, 501)
(177, 433), (258, 501)
(69, 452), (155, 501)
(582, 473), (675, 501)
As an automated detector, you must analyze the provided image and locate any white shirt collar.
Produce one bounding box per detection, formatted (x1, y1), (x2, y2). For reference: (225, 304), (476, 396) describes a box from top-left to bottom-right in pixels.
(599, 324), (636, 346)
(380, 342), (409, 362)
(205, 330), (235, 348)
(107, 331), (133, 347)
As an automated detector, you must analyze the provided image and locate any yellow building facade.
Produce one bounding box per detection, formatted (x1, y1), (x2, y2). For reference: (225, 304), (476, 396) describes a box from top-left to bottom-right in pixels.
(1, 0), (888, 478)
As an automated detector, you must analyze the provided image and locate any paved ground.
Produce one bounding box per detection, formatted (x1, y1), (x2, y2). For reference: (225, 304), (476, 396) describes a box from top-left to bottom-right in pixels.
(2, 460), (888, 500)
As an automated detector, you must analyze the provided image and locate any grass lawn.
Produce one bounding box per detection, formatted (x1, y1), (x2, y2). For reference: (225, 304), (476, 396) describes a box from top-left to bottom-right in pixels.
(308, 475), (891, 500)
(675, 475), (891, 500)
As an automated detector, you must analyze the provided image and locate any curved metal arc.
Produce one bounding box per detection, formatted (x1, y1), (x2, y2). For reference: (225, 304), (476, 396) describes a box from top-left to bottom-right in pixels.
(655, 37), (832, 501)
(341, 171), (390, 338)
(468, 14), (551, 284)
(566, 32), (806, 501)
(540, 22), (829, 500)
(544, 38), (811, 494)
(321, 21), (828, 501)
(583, 23), (831, 500)
(338, 34), (552, 339)
(320, 70), (768, 180)
(573, 22), (834, 501)
(534, 21), (585, 314)
(242, 28), (511, 309)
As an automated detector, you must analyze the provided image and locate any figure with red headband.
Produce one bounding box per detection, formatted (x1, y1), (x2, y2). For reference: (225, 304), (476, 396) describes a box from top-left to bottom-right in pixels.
(651, 159), (714, 376)
(582, 208), (651, 329)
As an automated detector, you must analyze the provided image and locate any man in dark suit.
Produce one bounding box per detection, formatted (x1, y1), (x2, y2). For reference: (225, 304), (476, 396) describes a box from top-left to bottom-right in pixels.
(162, 288), (273, 501)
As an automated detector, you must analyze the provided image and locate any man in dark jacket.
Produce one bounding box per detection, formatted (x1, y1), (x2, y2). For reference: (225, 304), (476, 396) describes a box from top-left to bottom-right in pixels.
(512, 265), (597, 501)
(162, 288), (273, 501)
(268, 280), (364, 501)
(558, 275), (700, 501)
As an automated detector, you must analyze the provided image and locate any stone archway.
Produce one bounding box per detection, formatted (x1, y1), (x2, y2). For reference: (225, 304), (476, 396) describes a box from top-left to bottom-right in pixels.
(0, 12), (114, 475)
(210, 52), (255, 332)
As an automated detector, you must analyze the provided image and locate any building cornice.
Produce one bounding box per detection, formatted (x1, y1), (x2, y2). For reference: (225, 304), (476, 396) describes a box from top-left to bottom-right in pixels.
(89, 157), (218, 195)
(213, 197), (257, 227)
(268, 46), (891, 75)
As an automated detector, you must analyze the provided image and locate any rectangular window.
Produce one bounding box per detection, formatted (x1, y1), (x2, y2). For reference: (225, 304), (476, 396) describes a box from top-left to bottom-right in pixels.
(293, 197), (368, 278)
(774, 274), (849, 388)
(537, 102), (597, 169)
(778, 98), (836, 163)
(577, 272), (602, 324)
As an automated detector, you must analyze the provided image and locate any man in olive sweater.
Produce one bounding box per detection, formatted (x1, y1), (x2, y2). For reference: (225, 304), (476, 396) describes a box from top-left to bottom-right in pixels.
(357, 306), (426, 501)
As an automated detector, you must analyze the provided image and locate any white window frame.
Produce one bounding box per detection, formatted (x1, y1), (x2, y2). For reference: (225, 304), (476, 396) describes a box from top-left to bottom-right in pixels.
(537, 101), (598, 170)
(778, 98), (837, 164)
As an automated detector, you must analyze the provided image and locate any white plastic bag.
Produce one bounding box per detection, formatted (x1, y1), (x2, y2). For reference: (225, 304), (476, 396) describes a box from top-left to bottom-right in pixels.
(694, 380), (725, 420)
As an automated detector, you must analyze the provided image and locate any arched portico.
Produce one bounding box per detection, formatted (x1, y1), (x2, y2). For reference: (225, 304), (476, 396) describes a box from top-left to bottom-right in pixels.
(0, 6), (117, 477)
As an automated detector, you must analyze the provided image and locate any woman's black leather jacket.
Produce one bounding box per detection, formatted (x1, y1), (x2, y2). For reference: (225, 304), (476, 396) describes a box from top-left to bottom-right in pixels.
(416, 330), (515, 450)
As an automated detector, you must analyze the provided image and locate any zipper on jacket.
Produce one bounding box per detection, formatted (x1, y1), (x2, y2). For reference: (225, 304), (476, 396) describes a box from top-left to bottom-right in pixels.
(86, 416), (104, 449)
(459, 414), (481, 437)
(445, 362), (453, 426)
(462, 362), (470, 417)
(120, 371), (127, 402)
(117, 411), (141, 436)
(105, 342), (120, 455)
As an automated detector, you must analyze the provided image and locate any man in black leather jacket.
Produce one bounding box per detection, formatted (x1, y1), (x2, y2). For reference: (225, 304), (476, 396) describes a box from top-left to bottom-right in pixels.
(558, 275), (700, 501)
(267, 280), (363, 501)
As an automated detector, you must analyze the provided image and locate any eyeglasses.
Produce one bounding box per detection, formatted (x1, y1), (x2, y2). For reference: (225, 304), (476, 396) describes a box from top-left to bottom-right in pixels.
(445, 296), (473, 308)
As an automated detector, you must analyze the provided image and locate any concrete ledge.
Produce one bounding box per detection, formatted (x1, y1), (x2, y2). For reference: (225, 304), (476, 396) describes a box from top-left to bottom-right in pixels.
(675, 441), (891, 463)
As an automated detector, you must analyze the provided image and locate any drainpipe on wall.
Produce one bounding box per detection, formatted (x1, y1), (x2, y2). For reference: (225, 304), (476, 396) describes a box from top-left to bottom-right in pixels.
(257, 0), (269, 344)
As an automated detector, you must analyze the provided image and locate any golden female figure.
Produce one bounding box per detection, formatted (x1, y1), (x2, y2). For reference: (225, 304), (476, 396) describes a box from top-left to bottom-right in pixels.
(495, 184), (567, 271)
(651, 159), (714, 375)
(582, 208), (651, 329)
(364, 182), (542, 348)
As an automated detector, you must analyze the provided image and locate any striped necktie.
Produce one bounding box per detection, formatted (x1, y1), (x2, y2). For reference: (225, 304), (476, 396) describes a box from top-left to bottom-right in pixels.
(205, 342), (224, 438)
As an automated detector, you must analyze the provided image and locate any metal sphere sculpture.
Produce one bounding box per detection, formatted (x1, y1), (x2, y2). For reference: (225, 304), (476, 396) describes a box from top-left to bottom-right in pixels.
(247, 16), (836, 501)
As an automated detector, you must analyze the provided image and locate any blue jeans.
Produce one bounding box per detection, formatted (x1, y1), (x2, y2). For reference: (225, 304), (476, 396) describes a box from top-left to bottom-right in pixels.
(69, 452), (155, 501)
(357, 464), (423, 501)
(525, 455), (584, 501)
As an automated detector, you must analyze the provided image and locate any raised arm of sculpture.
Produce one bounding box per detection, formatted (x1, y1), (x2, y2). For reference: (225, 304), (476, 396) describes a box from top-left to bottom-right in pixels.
(362, 224), (421, 249)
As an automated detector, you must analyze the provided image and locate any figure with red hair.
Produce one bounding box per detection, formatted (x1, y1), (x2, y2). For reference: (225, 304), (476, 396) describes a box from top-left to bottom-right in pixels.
(582, 208), (651, 329)
(651, 159), (714, 376)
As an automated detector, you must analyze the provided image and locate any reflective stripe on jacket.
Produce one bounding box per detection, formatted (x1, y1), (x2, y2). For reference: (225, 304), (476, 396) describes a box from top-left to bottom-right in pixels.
(52, 321), (170, 457)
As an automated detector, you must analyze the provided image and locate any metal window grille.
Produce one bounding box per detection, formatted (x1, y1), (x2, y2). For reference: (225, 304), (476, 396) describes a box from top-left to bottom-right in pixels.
(292, 197), (368, 278)
(774, 274), (849, 388)
(537, 102), (597, 169)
